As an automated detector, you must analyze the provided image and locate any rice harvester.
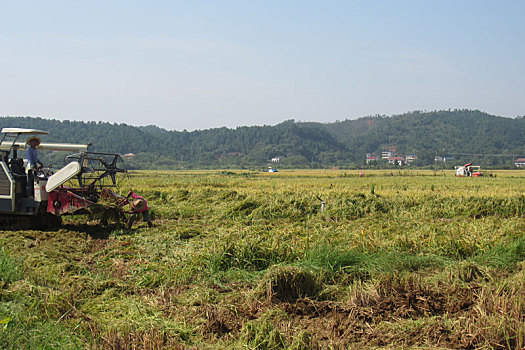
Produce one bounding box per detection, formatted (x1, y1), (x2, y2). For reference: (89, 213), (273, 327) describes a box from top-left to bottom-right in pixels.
(0, 127), (129, 226)
(455, 163), (482, 177)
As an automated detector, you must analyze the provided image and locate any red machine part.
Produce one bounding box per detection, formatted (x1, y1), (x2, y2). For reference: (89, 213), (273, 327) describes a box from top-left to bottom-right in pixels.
(47, 188), (94, 215)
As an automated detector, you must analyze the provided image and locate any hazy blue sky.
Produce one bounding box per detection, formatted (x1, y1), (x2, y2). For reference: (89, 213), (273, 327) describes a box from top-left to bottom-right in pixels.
(1, 1), (524, 130)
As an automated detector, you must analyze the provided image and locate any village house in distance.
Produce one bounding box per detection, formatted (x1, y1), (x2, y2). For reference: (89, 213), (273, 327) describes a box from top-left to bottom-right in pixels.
(366, 148), (417, 166)
(515, 158), (525, 168)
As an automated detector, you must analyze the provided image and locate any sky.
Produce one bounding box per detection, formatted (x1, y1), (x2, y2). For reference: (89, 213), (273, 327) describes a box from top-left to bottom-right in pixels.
(1, 1), (524, 131)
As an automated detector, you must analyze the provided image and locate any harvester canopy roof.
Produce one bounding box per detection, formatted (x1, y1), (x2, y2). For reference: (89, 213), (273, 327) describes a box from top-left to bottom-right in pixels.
(1, 128), (49, 135)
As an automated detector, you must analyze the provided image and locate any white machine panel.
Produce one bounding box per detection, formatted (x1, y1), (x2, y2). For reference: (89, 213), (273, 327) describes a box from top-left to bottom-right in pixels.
(34, 179), (49, 201)
(46, 162), (82, 192)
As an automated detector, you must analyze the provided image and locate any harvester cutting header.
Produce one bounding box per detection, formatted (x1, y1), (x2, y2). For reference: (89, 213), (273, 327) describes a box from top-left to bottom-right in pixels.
(0, 127), (140, 227)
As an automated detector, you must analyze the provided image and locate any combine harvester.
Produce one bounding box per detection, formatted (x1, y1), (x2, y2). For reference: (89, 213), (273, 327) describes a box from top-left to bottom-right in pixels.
(0, 128), (129, 227)
(455, 163), (483, 177)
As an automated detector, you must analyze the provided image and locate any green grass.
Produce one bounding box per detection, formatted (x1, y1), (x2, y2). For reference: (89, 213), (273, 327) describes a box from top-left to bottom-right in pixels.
(475, 235), (525, 270)
(0, 248), (23, 284)
(303, 244), (450, 275)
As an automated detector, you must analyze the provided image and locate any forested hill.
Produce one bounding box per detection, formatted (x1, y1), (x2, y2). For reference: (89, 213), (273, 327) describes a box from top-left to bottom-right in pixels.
(323, 110), (525, 166)
(1, 110), (524, 169)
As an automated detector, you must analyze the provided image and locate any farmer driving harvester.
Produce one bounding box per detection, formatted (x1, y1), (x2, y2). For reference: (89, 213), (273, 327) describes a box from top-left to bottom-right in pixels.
(26, 136), (43, 196)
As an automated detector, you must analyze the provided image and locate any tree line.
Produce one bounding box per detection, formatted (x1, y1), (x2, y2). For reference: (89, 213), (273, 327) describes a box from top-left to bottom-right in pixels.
(1, 110), (524, 169)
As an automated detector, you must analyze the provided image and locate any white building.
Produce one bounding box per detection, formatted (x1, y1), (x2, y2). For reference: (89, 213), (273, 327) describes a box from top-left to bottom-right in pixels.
(382, 151), (395, 159)
(405, 154), (417, 163)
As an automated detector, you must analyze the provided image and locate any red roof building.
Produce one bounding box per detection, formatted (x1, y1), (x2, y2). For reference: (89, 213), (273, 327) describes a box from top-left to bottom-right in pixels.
(515, 158), (525, 167)
(366, 155), (379, 164)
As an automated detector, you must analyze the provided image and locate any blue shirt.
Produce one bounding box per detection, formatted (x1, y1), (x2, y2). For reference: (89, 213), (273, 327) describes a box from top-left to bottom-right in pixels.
(27, 147), (40, 168)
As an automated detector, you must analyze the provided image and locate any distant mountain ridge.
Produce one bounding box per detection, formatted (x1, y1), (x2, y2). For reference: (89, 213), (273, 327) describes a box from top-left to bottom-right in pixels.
(1, 110), (524, 169)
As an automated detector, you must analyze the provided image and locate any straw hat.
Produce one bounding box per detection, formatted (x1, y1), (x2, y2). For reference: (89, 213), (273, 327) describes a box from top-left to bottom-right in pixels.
(133, 198), (146, 211)
(26, 136), (41, 146)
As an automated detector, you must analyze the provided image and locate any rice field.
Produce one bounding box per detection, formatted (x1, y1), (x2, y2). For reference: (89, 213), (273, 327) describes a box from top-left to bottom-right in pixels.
(1, 169), (525, 349)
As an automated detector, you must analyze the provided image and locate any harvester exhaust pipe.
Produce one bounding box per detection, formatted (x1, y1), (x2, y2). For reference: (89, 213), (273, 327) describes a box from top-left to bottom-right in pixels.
(4, 142), (91, 152)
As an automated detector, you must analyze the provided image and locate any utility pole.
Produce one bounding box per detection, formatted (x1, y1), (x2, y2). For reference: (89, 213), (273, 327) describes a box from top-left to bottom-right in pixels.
(434, 150), (437, 175)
